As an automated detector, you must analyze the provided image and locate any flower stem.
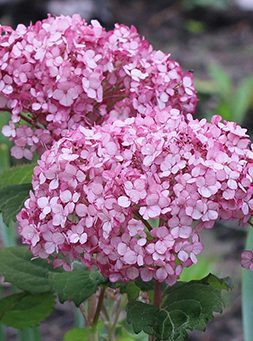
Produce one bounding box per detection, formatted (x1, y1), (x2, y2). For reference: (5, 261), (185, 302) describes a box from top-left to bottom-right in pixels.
(148, 281), (161, 341)
(92, 286), (106, 327)
(79, 303), (88, 325)
(87, 295), (97, 326)
(134, 211), (153, 231)
(154, 280), (161, 309)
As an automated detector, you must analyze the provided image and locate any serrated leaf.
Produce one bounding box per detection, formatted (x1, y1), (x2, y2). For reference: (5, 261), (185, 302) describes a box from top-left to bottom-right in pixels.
(64, 328), (91, 341)
(0, 292), (55, 329)
(0, 184), (31, 224)
(49, 269), (106, 306)
(126, 301), (159, 336)
(127, 274), (229, 341)
(0, 247), (59, 293)
(0, 164), (34, 189)
(0, 246), (106, 305)
(160, 274), (230, 340)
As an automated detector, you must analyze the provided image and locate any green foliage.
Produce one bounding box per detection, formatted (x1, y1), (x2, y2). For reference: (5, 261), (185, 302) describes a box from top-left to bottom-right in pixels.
(126, 301), (159, 336)
(0, 144), (9, 173)
(64, 328), (91, 341)
(135, 279), (154, 292)
(208, 63), (232, 98)
(232, 77), (253, 123)
(0, 216), (16, 247)
(242, 226), (253, 341)
(0, 247), (106, 306)
(0, 164), (34, 188)
(183, 0), (229, 10)
(0, 184), (31, 225)
(49, 269), (106, 306)
(119, 282), (140, 301)
(179, 256), (212, 282)
(0, 292), (55, 329)
(117, 329), (148, 341)
(19, 328), (41, 341)
(127, 274), (230, 340)
(0, 163), (35, 224)
(0, 247), (57, 294)
(198, 63), (253, 124)
(0, 112), (10, 146)
(0, 246), (108, 331)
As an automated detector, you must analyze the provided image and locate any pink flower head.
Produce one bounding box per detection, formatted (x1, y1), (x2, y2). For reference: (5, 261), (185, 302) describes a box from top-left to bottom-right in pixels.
(241, 250), (253, 271)
(17, 110), (253, 283)
(0, 15), (196, 159)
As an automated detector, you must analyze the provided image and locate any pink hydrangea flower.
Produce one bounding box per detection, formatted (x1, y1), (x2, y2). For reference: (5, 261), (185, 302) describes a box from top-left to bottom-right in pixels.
(17, 110), (253, 283)
(241, 250), (253, 271)
(0, 15), (196, 159)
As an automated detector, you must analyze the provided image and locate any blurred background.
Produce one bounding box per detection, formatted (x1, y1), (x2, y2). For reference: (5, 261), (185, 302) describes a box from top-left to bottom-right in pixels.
(0, 0), (253, 340)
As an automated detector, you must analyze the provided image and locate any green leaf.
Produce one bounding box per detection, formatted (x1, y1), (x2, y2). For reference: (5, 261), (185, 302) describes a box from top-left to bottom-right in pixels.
(127, 274), (230, 340)
(0, 112), (11, 146)
(0, 246), (106, 305)
(0, 184), (31, 224)
(160, 274), (230, 340)
(49, 269), (106, 306)
(179, 256), (212, 282)
(0, 247), (58, 294)
(232, 77), (253, 124)
(0, 144), (10, 173)
(0, 215), (16, 246)
(19, 327), (41, 341)
(0, 164), (34, 189)
(64, 328), (91, 341)
(216, 102), (233, 121)
(120, 282), (140, 301)
(208, 63), (232, 99)
(126, 301), (159, 336)
(135, 279), (154, 292)
(0, 292), (55, 329)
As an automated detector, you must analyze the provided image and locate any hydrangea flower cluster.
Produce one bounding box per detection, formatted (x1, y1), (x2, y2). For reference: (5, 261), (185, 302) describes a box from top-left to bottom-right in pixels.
(17, 110), (253, 283)
(0, 15), (196, 159)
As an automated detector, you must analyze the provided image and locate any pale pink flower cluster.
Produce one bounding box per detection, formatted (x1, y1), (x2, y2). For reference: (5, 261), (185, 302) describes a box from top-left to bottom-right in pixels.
(0, 15), (196, 159)
(17, 110), (253, 283)
(241, 250), (253, 271)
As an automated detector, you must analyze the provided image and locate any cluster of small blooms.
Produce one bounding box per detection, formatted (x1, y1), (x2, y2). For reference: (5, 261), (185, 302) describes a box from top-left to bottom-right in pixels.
(17, 109), (253, 283)
(241, 250), (253, 271)
(0, 15), (196, 159)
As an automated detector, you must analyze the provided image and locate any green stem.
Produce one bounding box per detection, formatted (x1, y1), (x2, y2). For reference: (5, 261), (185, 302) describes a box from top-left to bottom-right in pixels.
(101, 303), (110, 322)
(242, 224), (253, 341)
(111, 297), (122, 330)
(88, 329), (98, 341)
